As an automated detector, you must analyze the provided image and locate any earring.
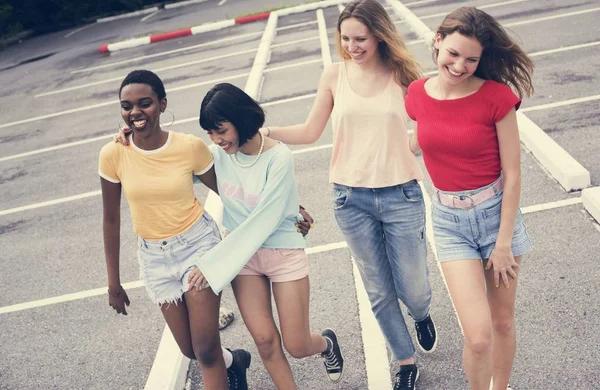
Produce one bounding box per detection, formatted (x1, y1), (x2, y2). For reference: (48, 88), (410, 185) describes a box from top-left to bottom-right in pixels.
(160, 110), (175, 127)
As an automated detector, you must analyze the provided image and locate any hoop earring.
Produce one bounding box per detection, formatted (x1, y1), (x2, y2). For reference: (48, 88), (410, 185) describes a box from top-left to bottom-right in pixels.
(160, 110), (175, 127)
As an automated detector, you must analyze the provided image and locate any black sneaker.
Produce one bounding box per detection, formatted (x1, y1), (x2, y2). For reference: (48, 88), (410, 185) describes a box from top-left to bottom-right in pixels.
(321, 328), (344, 383)
(226, 348), (251, 390)
(414, 314), (437, 353)
(393, 364), (420, 390)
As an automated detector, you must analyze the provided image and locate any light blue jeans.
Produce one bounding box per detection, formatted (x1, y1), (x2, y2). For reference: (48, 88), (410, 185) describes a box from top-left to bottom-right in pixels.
(333, 180), (432, 360)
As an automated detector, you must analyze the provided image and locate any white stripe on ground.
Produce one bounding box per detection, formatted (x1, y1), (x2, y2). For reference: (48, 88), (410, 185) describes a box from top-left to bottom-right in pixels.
(68, 31), (262, 75)
(141, 10), (160, 22)
(418, 0), (528, 20)
(0, 191), (101, 216)
(0, 280), (145, 314)
(521, 197), (583, 214)
(521, 94), (600, 113)
(5, 79), (594, 165)
(0, 241), (348, 315)
(264, 58), (322, 73)
(276, 20), (317, 32)
(403, 0), (437, 6)
(530, 40), (600, 57)
(338, 4), (344, 13)
(34, 48), (256, 98)
(0, 194), (586, 315)
(504, 7), (600, 27)
(64, 23), (94, 38)
(217, 0), (227, 6)
(270, 36), (319, 49)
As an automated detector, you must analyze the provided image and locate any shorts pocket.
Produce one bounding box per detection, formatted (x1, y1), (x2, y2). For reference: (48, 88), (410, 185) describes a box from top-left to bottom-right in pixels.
(398, 180), (423, 202)
(332, 185), (351, 210)
(182, 219), (220, 248)
(274, 248), (302, 258)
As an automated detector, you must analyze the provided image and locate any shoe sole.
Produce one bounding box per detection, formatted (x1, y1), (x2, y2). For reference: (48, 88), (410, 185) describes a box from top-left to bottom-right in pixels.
(416, 321), (438, 354)
(323, 328), (344, 383)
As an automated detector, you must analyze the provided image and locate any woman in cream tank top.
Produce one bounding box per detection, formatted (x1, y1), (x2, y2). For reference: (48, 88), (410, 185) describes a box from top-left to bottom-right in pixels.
(261, 1), (437, 388)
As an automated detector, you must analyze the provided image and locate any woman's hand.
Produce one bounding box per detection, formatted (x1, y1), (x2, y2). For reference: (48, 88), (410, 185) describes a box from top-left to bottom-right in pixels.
(188, 267), (208, 291)
(486, 245), (519, 288)
(113, 126), (132, 145)
(297, 206), (314, 237)
(108, 285), (131, 315)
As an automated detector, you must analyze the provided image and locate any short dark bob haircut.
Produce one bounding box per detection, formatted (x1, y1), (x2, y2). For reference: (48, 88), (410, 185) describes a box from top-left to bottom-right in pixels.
(199, 83), (265, 147)
(119, 70), (166, 101)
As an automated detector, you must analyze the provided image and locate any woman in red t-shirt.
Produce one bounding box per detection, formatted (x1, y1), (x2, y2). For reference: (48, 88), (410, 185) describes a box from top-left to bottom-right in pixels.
(405, 7), (534, 390)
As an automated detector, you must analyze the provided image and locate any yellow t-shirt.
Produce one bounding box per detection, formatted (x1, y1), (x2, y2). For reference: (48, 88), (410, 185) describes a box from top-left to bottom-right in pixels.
(98, 131), (213, 240)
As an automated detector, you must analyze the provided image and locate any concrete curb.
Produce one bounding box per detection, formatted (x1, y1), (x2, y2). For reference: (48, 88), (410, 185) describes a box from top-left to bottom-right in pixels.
(386, 0), (591, 193)
(582, 187), (600, 224)
(516, 112), (590, 192)
(98, 0), (345, 53)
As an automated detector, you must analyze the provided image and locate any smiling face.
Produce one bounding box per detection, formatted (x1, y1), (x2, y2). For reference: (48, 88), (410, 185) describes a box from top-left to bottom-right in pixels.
(434, 32), (483, 86)
(340, 17), (380, 64)
(119, 83), (166, 137)
(206, 121), (240, 155)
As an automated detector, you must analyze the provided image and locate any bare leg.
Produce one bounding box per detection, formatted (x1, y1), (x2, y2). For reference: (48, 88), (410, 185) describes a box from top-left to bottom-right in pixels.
(232, 275), (296, 390)
(184, 288), (228, 390)
(272, 277), (328, 358)
(441, 259), (493, 390)
(485, 256), (522, 390)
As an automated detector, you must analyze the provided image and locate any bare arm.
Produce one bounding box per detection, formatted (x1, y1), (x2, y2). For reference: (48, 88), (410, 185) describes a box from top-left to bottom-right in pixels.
(486, 108), (521, 288)
(264, 64), (337, 145)
(409, 122), (421, 154)
(101, 178), (130, 314)
(196, 166), (218, 194)
(496, 108), (521, 247)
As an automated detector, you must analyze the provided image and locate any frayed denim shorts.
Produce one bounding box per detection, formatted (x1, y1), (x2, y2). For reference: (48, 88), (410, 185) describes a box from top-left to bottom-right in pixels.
(431, 179), (532, 263)
(137, 212), (221, 305)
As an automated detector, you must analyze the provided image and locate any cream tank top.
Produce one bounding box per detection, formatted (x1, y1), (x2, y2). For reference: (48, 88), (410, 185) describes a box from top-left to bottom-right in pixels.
(330, 62), (423, 188)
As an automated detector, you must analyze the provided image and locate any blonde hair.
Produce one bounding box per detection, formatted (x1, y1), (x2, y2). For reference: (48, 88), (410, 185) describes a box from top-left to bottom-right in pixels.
(335, 0), (422, 87)
(434, 7), (534, 98)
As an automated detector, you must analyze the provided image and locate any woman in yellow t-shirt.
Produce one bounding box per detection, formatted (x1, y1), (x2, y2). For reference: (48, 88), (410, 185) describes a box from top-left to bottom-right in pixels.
(99, 70), (249, 389)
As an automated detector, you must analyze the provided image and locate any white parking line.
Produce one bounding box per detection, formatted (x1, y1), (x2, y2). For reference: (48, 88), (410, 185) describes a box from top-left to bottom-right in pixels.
(0, 191), (101, 217)
(34, 48), (257, 98)
(141, 10), (160, 22)
(270, 36), (319, 49)
(521, 197), (583, 214)
(264, 58), (322, 73)
(0, 241), (348, 315)
(416, 0), (529, 20)
(276, 20), (317, 32)
(505, 7), (600, 27)
(217, 0), (227, 6)
(0, 280), (145, 315)
(0, 191), (587, 315)
(68, 31), (262, 75)
(521, 94), (600, 113)
(529, 40), (600, 57)
(64, 23), (94, 38)
(3, 84), (594, 165)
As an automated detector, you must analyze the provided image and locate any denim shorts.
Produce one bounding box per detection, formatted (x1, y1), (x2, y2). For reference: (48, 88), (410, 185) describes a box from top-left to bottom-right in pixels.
(431, 179), (532, 263)
(137, 212), (221, 305)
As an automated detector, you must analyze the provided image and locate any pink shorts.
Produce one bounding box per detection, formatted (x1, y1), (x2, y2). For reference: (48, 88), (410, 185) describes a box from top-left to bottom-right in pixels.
(238, 247), (309, 282)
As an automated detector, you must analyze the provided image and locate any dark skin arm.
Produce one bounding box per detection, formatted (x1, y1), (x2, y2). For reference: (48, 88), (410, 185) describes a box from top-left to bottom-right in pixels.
(101, 178), (130, 315)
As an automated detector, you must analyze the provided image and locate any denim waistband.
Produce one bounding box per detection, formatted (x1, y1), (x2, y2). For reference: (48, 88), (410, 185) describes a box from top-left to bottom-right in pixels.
(435, 173), (503, 197)
(137, 213), (210, 248)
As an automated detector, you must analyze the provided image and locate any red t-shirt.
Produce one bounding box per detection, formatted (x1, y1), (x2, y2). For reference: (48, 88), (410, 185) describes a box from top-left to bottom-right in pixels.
(405, 78), (521, 191)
